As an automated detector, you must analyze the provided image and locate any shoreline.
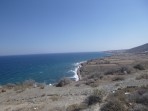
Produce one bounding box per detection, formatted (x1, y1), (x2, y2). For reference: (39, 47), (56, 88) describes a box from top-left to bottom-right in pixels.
(1, 53), (148, 111)
(75, 54), (113, 81)
(73, 61), (86, 81)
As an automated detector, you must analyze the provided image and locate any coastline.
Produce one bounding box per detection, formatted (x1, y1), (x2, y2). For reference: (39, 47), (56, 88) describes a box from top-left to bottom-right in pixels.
(0, 52), (105, 85)
(0, 53), (148, 111)
(73, 61), (86, 81)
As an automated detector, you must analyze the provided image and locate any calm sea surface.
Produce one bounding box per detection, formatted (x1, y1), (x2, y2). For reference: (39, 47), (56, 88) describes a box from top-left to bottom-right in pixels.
(0, 52), (110, 85)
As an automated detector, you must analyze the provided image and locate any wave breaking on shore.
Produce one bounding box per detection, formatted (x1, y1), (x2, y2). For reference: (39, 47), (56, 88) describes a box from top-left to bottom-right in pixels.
(70, 61), (86, 81)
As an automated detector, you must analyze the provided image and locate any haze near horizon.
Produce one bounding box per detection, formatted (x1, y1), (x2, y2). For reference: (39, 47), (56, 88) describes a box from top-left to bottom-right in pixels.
(0, 0), (148, 56)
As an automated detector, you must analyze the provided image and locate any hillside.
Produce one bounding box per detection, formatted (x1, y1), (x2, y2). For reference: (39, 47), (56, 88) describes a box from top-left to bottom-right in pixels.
(0, 53), (148, 111)
(127, 43), (148, 53)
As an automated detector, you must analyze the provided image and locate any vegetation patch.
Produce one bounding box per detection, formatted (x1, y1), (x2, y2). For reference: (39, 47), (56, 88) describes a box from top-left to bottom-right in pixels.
(50, 95), (61, 101)
(112, 76), (125, 81)
(1, 80), (47, 93)
(100, 99), (126, 111)
(3, 83), (16, 89)
(128, 104), (148, 111)
(87, 89), (104, 105)
(136, 74), (148, 80)
(0, 89), (6, 93)
(105, 66), (132, 75)
(88, 73), (103, 80)
(56, 78), (73, 87)
(101, 85), (148, 111)
(134, 64), (145, 70)
(85, 79), (95, 85)
(66, 103), (87, 111)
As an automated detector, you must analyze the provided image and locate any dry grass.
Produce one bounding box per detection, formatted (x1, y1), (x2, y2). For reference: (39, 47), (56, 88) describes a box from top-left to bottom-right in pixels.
(3, 83), (16, 89)
(1, 80), (46, 93)
(134, 64), (145, 70)
(85, 79), (96, 87)
(87, 89), (104, 105)
(66, 103), (87, 111)
(128, 104), (148, 111)
(100, 99), (126, 111)
(50, 95), (61, 101)
(136, 74), (148, 80)
(102, 85), (148, 111)
(48, 107), (66, 111)
(56, 78), (73, 87)
(112, 76), (125, 81)
(13, 80), (36, 92)
(105, 66), (132, 75)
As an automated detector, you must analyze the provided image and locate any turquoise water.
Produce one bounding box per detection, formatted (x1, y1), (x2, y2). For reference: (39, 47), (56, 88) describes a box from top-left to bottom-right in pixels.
(0, 52), (110, 85)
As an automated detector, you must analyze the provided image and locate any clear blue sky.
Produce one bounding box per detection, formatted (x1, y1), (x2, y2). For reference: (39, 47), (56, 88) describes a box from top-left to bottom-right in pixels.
(0, 0), (148, 55)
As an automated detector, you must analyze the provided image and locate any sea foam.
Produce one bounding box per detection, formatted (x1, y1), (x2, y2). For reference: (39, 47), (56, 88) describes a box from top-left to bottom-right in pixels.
(71, 61), (86, 81)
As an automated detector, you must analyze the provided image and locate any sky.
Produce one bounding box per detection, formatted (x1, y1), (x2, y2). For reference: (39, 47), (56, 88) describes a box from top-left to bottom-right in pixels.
(0, 0), (148, 56)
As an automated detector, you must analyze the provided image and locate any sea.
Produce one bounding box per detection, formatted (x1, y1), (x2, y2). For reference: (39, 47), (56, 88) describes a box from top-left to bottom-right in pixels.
(0, 52), (110, 85)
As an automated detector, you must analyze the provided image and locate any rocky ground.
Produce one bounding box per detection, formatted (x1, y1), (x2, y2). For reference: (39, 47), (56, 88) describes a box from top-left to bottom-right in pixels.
(0, 53), (148, 111)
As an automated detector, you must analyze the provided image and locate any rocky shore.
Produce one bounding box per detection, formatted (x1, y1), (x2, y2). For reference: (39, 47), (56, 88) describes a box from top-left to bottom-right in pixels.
(0, 53), (148, 111)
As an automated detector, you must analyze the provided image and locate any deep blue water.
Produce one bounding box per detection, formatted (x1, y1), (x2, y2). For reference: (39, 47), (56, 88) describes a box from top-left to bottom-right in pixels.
(0, 52), (110, 85)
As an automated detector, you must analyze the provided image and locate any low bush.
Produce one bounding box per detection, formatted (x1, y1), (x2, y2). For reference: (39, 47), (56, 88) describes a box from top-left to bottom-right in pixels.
(103, 85), (148, 111)
(1, 89), (6, 93)
(134, 64), (145, 70)
(122, 67), (132, 74)
(66, 103), (87, 111)
(105, 69), (117, 75)
(23, 79), (36, 87)
(88, 73), (103, 80)
(126, 86), (148, 106)
(13, 79), (36, 92)
(85, 79), (98, 87)
(85, 79), (95, 85)
(100, 99), (126, 111)
(3, 83), (16, 89)
(36, 83), (45, 89)
(50, 95), (60, 101)
(87, 89), (103, 105)
(112, 76), (125, 81)
(87, 95), (102, 105)
(105, 66), (131, 75)
(136, 92), (148, 105)
(56, 78), (73, 87)
(136, 74), (148, 80)
(128, 104), (148, 111)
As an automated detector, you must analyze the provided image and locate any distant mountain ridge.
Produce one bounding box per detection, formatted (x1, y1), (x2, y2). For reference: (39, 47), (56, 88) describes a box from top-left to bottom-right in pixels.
(127, 43), (148, 53)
